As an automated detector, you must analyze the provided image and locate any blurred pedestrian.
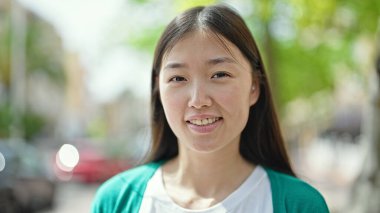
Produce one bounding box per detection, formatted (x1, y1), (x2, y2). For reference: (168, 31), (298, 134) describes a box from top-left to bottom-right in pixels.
(92, 4), (329, 213)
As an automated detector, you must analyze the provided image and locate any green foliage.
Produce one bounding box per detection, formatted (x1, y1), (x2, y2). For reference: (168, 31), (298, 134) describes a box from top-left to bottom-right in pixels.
(0, 102), (12, 138)
(0, 102), (45, 140)
(256, 0), (275, 22)
(174, 0), (216, 11)
(0, 12), (65, 89)
(290, 0), (338, 28)
(22, 110), (45, 140)
(127, 26), (165, 52)
(25, 16), (65, 85)
(344, 0), (380, 33)
(244, 0), (379, 108)
(0, 12), (11, 87)
(275, 41), (336, 104)
(87, 116), (108, 139)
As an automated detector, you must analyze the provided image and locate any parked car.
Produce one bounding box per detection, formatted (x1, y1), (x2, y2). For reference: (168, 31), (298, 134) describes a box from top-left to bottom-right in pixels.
(54, 140), (132, 183)
(0, 140), (56, 213)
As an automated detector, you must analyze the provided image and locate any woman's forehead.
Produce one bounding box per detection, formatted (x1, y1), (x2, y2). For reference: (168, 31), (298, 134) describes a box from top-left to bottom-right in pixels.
(162, 30), (243, 64)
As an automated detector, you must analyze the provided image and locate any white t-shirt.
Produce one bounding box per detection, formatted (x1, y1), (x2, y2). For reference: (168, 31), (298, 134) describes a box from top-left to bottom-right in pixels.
(139, 165), (272, 213)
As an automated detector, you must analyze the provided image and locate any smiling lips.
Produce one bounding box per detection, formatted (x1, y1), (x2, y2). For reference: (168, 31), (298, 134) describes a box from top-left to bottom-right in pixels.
(186, 117), (222, 134)
(187, 117), (221, 126)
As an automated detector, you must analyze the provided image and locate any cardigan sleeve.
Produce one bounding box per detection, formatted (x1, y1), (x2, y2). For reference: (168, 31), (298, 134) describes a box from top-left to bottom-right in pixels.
(266, 168), (330, 213)
(92, 175), (123, 213)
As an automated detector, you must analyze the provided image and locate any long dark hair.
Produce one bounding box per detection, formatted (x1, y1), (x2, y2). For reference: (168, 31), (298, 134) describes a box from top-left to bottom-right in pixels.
(148, 4), (295, 176)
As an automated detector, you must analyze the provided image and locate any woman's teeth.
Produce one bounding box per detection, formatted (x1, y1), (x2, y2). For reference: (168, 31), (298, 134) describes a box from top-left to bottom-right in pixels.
(189, 117), (220, 126)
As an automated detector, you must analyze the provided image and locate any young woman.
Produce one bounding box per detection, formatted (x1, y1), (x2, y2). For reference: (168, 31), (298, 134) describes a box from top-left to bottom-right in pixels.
(92, 4), (329, 213)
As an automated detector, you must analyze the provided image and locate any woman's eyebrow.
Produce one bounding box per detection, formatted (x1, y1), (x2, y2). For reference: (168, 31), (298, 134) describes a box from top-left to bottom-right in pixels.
(163, 56), (237, 71)
(163, 62), (188, 70)
(207, 56), (237, 66)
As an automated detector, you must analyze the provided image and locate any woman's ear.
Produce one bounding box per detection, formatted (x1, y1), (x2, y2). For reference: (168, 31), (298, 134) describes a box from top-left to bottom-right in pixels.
(249, 80), (260, 106)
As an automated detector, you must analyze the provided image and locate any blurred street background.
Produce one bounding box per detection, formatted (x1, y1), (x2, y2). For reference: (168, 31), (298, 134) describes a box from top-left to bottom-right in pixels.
(0, 0), (379, 212)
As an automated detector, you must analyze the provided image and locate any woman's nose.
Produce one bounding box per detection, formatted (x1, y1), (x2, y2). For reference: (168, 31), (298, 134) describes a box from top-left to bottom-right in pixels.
(187, 82), (212, 109)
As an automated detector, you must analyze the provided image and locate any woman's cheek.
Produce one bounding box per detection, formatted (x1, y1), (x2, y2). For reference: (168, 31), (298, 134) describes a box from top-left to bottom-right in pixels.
(161, 88), (185, 115)
(215, 84), (245, 105)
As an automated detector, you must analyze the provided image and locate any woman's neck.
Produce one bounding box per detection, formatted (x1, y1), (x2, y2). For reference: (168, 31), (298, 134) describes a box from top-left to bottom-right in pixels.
(162, 144), (255, 209)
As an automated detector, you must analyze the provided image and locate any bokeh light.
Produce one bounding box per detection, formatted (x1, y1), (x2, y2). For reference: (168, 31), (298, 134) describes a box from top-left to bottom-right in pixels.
(56, 144), (80, 172)
(0, 152), (5, 172)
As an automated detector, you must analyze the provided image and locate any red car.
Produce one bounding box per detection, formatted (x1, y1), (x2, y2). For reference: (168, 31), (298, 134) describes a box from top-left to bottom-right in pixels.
(54, 141), (131, 183)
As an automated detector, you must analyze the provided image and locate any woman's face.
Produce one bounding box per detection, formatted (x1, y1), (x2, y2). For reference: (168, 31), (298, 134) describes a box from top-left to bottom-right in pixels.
(159, 30), (259, 154)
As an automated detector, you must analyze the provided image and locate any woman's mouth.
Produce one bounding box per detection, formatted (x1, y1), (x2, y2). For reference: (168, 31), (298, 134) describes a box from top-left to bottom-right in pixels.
(187, 117), (222, 126)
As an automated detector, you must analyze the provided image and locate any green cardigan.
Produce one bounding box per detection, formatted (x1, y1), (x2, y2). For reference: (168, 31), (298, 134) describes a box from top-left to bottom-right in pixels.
(92, 161), (329, 213)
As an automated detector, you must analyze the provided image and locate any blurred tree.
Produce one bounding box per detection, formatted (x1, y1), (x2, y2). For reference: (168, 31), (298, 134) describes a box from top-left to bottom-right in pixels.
(0, 102), (12, 137)
(248, 0), (379, 109)
(25, 16), (65, 85)
(0, 102), (44, 140)
(0, 1), (65, 141)
(0, 1), (11, 89)
(347, 31), (380, 213)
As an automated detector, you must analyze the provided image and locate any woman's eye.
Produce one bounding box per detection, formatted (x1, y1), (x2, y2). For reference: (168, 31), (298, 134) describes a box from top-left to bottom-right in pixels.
(169, 76), (186, 82)
(212, 72), (230, 79)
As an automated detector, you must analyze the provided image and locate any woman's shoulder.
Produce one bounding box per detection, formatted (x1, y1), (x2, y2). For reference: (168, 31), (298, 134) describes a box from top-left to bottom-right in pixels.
(264, 168), (329, 212)
(91, 161), (163, 213)
(101, 161), (161, 189)
(265, 168), (322, 195)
